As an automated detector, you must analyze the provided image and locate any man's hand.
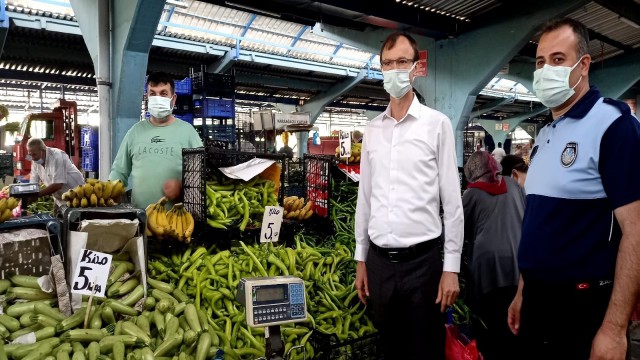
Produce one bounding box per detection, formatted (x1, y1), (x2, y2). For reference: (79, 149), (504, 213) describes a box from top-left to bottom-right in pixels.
(163, 179), (182, 201)
(436, 271), (459, 312)
(590, 324), (627, 360)
(355, 261), (369, 305)
(508, 293), (523, 335)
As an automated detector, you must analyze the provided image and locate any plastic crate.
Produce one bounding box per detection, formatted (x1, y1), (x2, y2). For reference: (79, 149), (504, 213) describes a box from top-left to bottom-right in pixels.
(191, 72), (234, 96)
(82, 147), (99, 172)
(175, 113), (194, 124)
(285, 158), (305, 198)
(174, 94), (193, 115)
(0, 213), (62, 278)
(182, 147), (286, 224)
(194, 98), (235, 118)
(304, 154), (333, 218)
(202, 124), (235, 143)
(80, 126), (99, 148)
(175, 77), (192, 95)
(0, 153), (12, 178)
(311, 332), (382, 360)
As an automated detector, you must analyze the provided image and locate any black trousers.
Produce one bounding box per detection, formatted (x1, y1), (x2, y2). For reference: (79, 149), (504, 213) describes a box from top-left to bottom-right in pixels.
(473, 285), (519, 360)
(366, 243), (445, 360)
(518, 278), (613, 360)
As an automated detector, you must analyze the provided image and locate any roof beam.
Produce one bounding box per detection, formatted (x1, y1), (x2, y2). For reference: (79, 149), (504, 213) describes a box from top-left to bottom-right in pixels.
(588, 28), (634, 53)
(285, 25), (308, 55)
(0, 69), (97, 86)
(594, 0), (640, 30)
(161, 6), (176, 35)
(235, 73), (331, 92)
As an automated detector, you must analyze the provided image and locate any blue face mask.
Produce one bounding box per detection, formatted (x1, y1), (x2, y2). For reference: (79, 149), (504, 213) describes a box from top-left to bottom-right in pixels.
(26, 152), (45, 165)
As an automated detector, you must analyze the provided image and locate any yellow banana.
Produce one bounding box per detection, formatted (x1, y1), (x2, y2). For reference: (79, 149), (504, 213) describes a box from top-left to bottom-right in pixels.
(182, 209), (194, 244)
(111, 181), (123, 199)
(80, 197), (88, 208)
(147, 204), (165, 238)
(84, 183), (94, 198)
(72, 197), (79, 208)
(303, 209), (313, 219)
(1, 208), (12, 221)
(302, 200), (312, 213)
(155, 201), (169, 229)
(98, 198), (106, 207)
(7, 197), (18, 210)
(75, 185), (85, 199)
(94, 182), (104, 198)
(0, 198), (7, 213)
(90, 194), (98, 207)
(102, 181), (113, 199)
(107, 199), (118, 207)
(86, 178), (99, 185)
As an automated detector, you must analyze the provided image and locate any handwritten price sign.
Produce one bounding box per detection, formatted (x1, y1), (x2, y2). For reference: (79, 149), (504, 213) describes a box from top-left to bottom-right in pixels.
(71, 249), (112, 298)
(261, 206), (284, 243)
(339, 131), (351, 158)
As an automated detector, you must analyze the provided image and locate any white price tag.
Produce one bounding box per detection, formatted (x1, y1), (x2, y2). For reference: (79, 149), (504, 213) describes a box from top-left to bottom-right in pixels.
(339, 131), (351, 158)
(260, 206), (284, 243)
(70, 249), (112, 298)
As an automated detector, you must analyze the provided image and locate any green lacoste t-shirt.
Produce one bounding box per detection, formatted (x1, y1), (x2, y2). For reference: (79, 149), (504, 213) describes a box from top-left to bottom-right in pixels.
(109, 118), (203, 210)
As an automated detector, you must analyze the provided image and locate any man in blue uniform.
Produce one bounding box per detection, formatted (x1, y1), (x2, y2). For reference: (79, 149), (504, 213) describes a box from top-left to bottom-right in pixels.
(507, 18), (640, 359)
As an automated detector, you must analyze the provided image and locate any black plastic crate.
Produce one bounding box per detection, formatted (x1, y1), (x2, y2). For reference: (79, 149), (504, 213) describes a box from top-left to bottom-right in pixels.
(174, 94), (193, 115)
(194, 98), (235, 118)
(201, 124), (236, 143)
(191, 72), (234, 97)
(0, 153), (13, 178)
(304, 154), (333, 218)
(182, 147), (286, 223)
(285, 158), (305, 198)
(311, 332), (382, 360)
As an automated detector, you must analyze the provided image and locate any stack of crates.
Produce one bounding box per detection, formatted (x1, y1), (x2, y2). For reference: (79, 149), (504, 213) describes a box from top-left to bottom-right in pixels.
(173, 77), (194, 124)
(190, 70), (236, 148)
(80, 126), (99, 178)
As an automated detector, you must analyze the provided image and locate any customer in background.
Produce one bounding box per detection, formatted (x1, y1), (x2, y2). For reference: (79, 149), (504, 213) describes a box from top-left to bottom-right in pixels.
(354, 31), (463, 360)
(491, 142), (506, 164)
(277, 131), (294, 158)
(26, 137), (84, 208)
(462, 150), (525, 360)
(508, 18), (640, 359)
(109, 72), (203, 210)
(500, 155), (529, 189)
(513, 144), (523, 157)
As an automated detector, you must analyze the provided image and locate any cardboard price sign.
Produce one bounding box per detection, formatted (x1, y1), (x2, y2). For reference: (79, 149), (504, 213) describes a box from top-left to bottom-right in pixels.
(71, 249), (112, 298)
(339, 131), (351, 158)
(261, 206), (284, 243)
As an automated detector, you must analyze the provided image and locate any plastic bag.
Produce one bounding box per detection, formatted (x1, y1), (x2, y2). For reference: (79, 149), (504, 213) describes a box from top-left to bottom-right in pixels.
(445, 324), (483, 360)
(312, 131), (321, 145)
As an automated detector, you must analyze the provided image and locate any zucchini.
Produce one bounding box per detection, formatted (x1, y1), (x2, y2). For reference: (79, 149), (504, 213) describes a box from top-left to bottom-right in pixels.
(6, 287), (54, 301)
(0, 279), (11, 295)
(34, 303), (66, 322)
(194, 332), (211, 360)
(10, 275), (42, 289)
(147, 277), (174, 294)
(0, 314), (22, 332)
(87, 342), (100, 360)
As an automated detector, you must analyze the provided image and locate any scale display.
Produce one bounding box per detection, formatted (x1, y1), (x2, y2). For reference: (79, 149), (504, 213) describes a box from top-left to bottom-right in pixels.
(237, 276), (307, 327)
(9, 183), (39, 196)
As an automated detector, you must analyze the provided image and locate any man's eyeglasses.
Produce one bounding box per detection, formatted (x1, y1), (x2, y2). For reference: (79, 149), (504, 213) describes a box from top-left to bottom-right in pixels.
(381, 58), (415, 70)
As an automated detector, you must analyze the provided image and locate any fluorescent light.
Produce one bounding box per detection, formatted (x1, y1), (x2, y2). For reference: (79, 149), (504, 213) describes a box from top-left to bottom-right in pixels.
(224, 2), (281, 18)
(620, 16), (640, 29)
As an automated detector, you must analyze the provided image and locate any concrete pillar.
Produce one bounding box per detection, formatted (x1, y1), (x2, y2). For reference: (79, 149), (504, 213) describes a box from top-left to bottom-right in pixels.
(70, 0), (165, 164)
(590, 51), (640, 99)
(478, 106), (547, 145)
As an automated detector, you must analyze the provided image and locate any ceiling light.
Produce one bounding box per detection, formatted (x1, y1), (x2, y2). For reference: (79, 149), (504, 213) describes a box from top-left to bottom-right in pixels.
(620, 16), (640, 29)
(414, 4), (419, 7)
(420, 5), (425, 8)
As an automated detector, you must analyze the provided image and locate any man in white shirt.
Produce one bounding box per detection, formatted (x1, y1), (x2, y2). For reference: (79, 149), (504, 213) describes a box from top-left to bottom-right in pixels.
(492, 141), (507, 163)
(354, 32), (464, 360)
(27, 137), (84, 207)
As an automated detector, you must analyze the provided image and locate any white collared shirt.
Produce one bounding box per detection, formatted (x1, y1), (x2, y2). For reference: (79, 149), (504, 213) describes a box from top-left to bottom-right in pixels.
(30, 147), (85, 206)
(354, 95), (464, 273)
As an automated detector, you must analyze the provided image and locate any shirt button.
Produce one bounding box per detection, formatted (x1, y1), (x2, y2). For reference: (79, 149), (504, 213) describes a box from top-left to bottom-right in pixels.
(547, 140), (550, 143)
(552, 124), (556, 128)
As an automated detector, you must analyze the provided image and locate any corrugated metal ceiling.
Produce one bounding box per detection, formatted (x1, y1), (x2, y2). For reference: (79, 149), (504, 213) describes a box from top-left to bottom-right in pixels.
(398, 0), (501, 21)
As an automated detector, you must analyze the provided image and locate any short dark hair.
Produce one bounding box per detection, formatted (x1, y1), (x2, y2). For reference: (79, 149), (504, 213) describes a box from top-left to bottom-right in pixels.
(501, 155), (528, 176)
(147, 72), (175, 94)
(380, 32), (419, 62)
(536, 18), (589, 58)
(498, 142), (502, 147)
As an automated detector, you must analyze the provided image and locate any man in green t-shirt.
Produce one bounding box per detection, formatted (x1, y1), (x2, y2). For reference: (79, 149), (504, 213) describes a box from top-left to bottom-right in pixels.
(109, 72), (203, 210)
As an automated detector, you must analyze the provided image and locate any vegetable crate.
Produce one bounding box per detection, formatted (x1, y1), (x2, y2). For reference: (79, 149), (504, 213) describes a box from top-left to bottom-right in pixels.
(194, 98), (235, 118)
(0, 213), (62, 278)
(175, 113), (194, 125)
(0, 153), (12, 178)
(191, 71), (234, 97)
(285, 158), (305, 198)
(311, 331), (382, 360)
(174, 94), (194, 115)
(304, 154), (333, 218)
(182, 147), (286, 224)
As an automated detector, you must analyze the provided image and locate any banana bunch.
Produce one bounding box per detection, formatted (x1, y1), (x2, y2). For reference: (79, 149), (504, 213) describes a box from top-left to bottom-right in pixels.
(283, 196), (314, 220)
(62, 179), (125, 208)
(0, 197), (20, 222)
(335, 142), (362, 163)
(146, 197), (195, 243)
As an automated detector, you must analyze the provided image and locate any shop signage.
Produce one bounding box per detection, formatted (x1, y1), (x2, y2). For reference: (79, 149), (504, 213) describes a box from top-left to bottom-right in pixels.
(339, 131), (351, 158)
(71, 249), (112, 298)
(414, 50), (428, 77)
(274, 113), (310, 130)
(261, 206), (284, 243)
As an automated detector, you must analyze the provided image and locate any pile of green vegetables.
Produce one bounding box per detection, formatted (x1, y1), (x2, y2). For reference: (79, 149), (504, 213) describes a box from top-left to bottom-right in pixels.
(147, 235), (374, 360)
(27, 196), (55, 215)
(205, 176), (278, 231)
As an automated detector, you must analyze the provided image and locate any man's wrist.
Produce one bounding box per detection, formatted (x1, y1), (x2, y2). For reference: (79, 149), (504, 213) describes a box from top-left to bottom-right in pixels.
(600, 318), (629, 335)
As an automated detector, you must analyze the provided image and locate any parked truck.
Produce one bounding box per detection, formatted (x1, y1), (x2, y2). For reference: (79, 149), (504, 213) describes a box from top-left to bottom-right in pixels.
(13, 100), (80, 179)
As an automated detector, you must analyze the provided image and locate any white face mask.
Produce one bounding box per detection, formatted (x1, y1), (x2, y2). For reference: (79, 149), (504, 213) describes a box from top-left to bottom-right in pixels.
(533, 56), (584, 108)
(383, 62), (416, 99)
(148, 96), (173, 120)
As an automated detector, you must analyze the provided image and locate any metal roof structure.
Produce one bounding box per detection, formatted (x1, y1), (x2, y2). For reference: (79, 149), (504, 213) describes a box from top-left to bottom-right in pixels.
(0, 0), (638, 126)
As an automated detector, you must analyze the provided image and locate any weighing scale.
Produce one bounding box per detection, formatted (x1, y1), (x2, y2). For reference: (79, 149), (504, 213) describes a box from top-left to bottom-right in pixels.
(9, 183), (40, 216)
(237, 276), (308, 360)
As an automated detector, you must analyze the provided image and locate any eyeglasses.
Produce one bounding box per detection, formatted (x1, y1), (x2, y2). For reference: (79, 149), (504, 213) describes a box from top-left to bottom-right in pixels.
(381, 58), (415, 70)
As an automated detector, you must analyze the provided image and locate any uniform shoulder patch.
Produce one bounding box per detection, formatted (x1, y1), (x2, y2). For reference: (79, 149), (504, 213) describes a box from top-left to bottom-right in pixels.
(602, 98), (631, 116)
(561, 142), (578, 167)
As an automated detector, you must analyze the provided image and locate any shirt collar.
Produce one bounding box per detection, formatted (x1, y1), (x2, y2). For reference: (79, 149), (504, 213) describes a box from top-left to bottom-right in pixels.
(545, 86), (601, 122)
(382, 93), (421, 123)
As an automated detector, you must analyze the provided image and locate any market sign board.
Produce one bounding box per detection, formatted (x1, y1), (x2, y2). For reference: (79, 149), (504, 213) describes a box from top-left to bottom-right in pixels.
(71, 249), (112, 298)
(274, 113), (310, 130)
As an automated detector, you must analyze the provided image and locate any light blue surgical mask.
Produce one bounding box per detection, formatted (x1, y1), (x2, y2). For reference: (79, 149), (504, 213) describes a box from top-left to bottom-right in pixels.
(383, 62), (417, 99)
(26, 152), (45, 165)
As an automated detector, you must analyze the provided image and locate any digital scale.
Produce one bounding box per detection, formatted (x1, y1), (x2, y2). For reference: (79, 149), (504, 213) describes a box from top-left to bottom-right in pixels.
(237, 276), (308, 360)
(9, 183), (40, 216)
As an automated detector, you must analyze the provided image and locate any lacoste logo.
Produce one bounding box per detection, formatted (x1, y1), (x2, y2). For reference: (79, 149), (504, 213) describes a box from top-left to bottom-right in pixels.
(151, 136), (165, 144)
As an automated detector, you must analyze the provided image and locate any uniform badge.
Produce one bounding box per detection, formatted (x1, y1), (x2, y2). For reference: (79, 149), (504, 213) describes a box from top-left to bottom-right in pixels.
(561, 142), (578, 167)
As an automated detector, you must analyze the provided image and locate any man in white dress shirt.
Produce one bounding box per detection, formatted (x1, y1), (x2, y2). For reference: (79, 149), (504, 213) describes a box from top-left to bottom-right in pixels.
(354, 32), (464, 359)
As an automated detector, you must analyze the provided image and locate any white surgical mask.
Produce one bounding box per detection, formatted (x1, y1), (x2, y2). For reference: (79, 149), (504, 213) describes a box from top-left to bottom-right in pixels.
(533, 57), (584, 108)
(383, 62), (416, 99)
(26, 154), (44, 165)
(148, 96), (173, 119)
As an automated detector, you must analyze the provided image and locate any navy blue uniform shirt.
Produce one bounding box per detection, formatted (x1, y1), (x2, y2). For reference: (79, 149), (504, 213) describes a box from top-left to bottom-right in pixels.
(519, 86), (640, 283)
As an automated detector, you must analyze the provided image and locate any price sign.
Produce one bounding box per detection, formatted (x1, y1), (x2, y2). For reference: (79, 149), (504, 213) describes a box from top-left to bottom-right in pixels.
(261, 206), (284, 243)
(71, 249), (112, 298)
(339, 131), (351, 158)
